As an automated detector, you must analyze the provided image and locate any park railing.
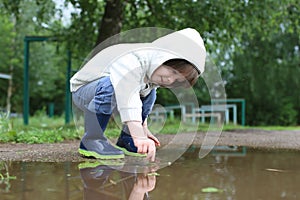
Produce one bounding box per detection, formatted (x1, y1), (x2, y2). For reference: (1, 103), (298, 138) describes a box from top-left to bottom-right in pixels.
(149, 99), (246, 126)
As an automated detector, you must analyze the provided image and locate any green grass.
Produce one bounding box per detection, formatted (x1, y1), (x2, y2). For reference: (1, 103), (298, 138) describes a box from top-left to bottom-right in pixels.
(0, 113), (81, 143)
(0, 113), (299, 144)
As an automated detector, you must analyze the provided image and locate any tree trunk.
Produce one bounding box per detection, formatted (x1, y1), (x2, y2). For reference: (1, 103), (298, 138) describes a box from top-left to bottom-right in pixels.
(96, 0), (125, 45)
(6, 17), (17, 116)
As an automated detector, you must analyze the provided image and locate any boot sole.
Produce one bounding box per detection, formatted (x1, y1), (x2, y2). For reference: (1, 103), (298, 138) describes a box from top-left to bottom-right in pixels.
(114, 146), (147, 157)
(78, 149), (124, 159)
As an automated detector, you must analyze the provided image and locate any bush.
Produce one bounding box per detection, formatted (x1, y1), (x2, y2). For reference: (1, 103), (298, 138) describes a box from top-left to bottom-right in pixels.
(277, 101), (298, 126)
(0, 112), (81, 143)
(0, 112), (11, 134)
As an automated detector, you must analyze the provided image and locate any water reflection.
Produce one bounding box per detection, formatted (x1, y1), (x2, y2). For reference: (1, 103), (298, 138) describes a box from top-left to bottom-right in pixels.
(1, 147), (300, 200)
(79, 161), (156, 200)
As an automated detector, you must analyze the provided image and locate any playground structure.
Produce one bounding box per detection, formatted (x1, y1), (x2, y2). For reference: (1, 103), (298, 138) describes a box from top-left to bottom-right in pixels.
(149, 99), (246, 126)
(0, 73), (13, 116)
(23, 36), (72, 125)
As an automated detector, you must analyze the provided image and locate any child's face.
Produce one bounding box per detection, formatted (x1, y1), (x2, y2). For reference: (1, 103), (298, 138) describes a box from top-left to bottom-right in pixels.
(150, 65), (185, 88)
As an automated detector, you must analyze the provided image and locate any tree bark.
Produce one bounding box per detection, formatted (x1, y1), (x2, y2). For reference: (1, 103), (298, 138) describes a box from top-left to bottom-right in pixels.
(6, 17), (17, 116)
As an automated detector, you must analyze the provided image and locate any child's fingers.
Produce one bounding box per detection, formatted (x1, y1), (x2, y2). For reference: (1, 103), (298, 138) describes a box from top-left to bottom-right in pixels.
(148, 134), (160, 146)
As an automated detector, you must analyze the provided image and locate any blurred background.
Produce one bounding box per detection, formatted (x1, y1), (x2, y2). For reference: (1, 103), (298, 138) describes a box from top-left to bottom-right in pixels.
(0, 0), (299, 126)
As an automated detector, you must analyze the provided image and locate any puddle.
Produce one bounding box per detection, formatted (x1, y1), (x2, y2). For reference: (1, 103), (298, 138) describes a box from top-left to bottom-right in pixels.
(1, 147), (300, 200)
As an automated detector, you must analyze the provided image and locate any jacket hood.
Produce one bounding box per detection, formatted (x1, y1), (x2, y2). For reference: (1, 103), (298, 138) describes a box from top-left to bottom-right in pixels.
(151, 28), (206, 75)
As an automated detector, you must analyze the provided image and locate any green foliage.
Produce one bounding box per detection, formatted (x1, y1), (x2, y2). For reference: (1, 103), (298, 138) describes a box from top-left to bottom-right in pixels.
(227, 30), (299, 125)
(15, 129), (63, 143)
(0, 111), (81, 143)
(0, 125), (81, 143)
(277, 100), (298, 126)
(0, 130), (17, 143)
(0, 112), (10, 133)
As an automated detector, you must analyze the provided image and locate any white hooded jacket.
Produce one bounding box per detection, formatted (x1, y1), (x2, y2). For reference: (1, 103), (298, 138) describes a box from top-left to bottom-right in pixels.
(70, 28), (206, 122)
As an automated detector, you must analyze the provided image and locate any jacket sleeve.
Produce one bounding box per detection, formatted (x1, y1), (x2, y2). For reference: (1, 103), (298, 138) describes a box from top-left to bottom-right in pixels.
(109, 53), (145, 122)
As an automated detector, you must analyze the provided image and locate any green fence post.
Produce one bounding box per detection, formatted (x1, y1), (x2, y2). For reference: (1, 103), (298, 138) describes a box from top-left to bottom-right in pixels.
(241, 99), (246, 126)
(48, 103), (54, 118)
(23, 38), (29, 125)
(65, 50), (72, 124)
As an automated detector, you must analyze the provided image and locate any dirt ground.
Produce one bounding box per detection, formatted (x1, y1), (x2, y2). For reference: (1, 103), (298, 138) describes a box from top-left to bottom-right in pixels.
(1, 129), (300, 162)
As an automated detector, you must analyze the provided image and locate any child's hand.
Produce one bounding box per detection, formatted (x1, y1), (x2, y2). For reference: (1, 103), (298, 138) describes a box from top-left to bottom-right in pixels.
(133, 137), (156, 162)
(127, 121), (156, 161)
(143, 127), (160, 147)
(142, 119), (161, 147)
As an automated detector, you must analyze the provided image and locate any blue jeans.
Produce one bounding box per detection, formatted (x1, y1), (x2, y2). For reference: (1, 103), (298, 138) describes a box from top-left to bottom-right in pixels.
(72, 76), (156, 141)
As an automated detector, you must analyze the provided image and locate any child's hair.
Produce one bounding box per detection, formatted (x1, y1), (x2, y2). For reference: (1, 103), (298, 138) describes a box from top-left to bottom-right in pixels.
(163, 59), (199, 88)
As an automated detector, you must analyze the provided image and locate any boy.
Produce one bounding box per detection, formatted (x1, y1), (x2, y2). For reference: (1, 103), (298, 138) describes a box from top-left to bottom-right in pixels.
(70, 28), (206, 161)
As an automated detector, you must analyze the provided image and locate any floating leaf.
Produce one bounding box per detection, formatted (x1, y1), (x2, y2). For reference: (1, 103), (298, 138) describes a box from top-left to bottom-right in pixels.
(109, 179), (117, 185)
(201, 187), (223, 193)
(265, 168), (287, 173)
